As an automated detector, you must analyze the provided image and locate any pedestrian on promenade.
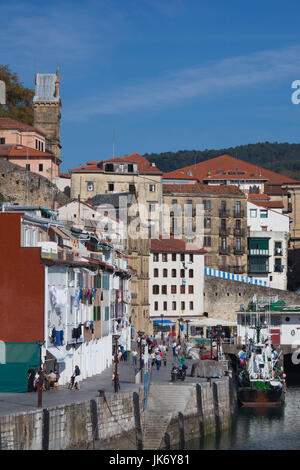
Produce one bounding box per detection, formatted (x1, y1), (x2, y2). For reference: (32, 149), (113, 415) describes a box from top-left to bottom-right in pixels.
(180, 353), (186, 366)
(132, 349), (138, 367)
(172, 341), (177, 357)
(174, 344), (180, 362)
(71, 365), (81, 390)
(156, 353), (162, 370)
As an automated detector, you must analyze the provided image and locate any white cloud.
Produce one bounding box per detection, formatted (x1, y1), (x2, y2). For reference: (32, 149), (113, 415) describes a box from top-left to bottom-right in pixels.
(65, 45), (300, 120)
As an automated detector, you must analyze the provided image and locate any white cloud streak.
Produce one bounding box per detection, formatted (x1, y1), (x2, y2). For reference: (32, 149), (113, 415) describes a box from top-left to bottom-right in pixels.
(65, 45), (300, 120)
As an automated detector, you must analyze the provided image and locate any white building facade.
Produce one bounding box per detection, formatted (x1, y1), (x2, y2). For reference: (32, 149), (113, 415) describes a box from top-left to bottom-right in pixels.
(149, 238), (205, 335)
(247, 202), (289, 290)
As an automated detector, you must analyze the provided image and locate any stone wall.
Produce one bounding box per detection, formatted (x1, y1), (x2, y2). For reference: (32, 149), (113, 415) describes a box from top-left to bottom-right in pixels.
(204, 275), (300, 322)
(0, 379), (234, 450)
(0, 159), (70, 207)
(0, 389), (143, 451)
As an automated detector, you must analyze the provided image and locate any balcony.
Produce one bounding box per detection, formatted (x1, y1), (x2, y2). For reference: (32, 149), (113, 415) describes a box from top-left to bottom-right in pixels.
(233, 209), (245, 218)
(229, 265), (246, 274)
(249, 249), (269, 256)
(274, 265), (284, 273)
(219, 246), (231, 255)
(219, 210), (230, 218)
(233, 228), (245, 237)
(219, 227), (230, 236)
(234, 246), (245, 255)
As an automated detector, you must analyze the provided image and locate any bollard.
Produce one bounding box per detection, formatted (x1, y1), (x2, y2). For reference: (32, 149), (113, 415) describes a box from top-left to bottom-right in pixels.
(133, 392), (143, 450)
(178, 412), (185, 450)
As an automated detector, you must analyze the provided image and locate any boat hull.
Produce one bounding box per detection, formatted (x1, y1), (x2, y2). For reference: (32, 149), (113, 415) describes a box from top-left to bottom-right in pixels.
(238, 386), (285, 406)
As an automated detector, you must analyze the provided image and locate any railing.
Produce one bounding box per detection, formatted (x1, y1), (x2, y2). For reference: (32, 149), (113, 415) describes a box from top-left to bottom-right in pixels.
(233, 228), (245, 237)
(274, 265), (284, 272)
(219, 210), (230, 218)
(219, 227), (230, 236)
(233, 209), (244, 218)
(233, 246), (245, 255)
(219, 246), (231, 255)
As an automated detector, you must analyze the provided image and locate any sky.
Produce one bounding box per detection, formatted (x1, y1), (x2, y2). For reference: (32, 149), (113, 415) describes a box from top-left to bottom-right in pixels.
(1, 0), (300, 172)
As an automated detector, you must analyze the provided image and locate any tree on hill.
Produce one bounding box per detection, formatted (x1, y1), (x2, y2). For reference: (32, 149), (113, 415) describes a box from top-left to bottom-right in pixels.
(0, 65), (34, 125)
(144, 142), (300, 180)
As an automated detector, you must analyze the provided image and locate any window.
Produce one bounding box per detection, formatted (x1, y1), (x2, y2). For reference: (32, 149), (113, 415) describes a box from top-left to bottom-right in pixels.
(119, 163), (125, 172)
(204, 217), (211, 228)
(87, 181), (94, 191)
(204, 255), (212, 266)
(250, 209), (257, 218)
(102, 274), (110, 290)
(162, 253), (168, 262)
(221, 237), (227, 249)
(171, 285), (177, 294)
(153, 285), (159, 295)
(203, 200), (211, 210)
(153, 253), (159, 262)
(181, 253), (185, 262)
(221, 200), (226, 211)
(26, 164), (30, 171)
(154, 302), (158, 311)
(39, 163), (43, 172)
(204, 236), (211, 247)
(172, 253), (176, 261)
(236, 238), (241, 250)
(172, 199), (178, 206)
(0, 138), (5, 144)
(275, 241), (282, 255)
(129, 184), (135, 193)
(189, 301), (194, 310)
(163, 268), (168, 277)
(105, 306), (110, 321)
(189, 254), (194, 262)
(260, 210), (268, 218)
(189, 269), (194, 278)
(35, 139), (38, 149)
(171, 269), (176, 277)
(180, 269), (185, 278)
(163, 301), (167, 311)
(235, 201), (241, 214)
(128, 164), (134, 173)
(188, 285), (194, 294)
(162, 285), (167, 294)
(181, 301), (185, 311)
(149, 203), (156, 213)
(153, 268), (159, 277)
(172, 301), (176, 311)
(149, 184), (156, 192)
(108, 183), (114, 192)
(235, 219), (241, 229)
(180, 285), (185, 294)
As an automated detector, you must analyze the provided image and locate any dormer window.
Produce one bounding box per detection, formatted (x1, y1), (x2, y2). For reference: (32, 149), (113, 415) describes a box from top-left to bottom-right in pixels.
(128, 164), (134, 173)
(87, 181), (94, 191)
(105, 163), (114, 172)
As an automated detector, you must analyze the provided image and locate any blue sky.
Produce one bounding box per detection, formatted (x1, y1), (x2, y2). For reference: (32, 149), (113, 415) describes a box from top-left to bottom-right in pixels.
(2, 0), (300, 171)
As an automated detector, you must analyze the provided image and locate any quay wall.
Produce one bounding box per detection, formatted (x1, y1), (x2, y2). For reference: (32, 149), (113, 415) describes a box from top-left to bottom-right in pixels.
(0, 378), (234, 450)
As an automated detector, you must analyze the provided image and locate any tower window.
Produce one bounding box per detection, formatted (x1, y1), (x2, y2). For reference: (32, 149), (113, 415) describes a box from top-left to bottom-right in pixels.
(39, 164), (43, 172)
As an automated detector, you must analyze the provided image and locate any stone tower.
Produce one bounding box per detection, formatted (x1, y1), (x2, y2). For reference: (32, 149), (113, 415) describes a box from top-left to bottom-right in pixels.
(33, 67), (62, 160)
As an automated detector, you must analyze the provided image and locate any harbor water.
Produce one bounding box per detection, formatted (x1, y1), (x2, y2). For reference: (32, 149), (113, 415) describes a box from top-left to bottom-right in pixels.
(186, 385), (300, 450)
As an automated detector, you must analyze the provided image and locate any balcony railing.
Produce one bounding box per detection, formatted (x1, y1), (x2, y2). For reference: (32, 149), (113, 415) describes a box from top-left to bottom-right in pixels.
(234, 246), (245, 255)
(219, 210), (230, 218)
(249, 249), (269, 256)
(229, 265), (246, 274)
(219, 227), (230, 236)
(274, 265), (284, 273)
(234, 228), (245, 237)
(219, 246), (231, 255)
(233, 209), (245, 218)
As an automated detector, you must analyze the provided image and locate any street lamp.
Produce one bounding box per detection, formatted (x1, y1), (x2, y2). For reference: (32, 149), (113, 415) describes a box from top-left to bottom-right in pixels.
(113, 334), (121, 393)
(160, 314), (164, 342)
(177, 317), (183, 344)
(137, 330), (144, 383)
(185, 320), (190, 342)
(36, 340), (45, 408)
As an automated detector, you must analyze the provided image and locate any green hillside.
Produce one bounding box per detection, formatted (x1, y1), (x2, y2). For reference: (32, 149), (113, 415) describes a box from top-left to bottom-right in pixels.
(144, 142), (300, 180)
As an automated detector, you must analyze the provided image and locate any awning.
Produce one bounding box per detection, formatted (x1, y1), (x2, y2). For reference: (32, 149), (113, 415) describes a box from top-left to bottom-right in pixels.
(188, 318), (237, 327)
(152, 319), (176, 326)
(47, 347), (65, 363)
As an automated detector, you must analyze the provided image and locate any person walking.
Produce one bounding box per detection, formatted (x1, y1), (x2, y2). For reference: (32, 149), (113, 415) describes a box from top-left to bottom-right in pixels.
(71, 365), (81, 390)
(174, 344), (180, 363)
(131, 349), (138, 367)
(155, 352), (162, 370)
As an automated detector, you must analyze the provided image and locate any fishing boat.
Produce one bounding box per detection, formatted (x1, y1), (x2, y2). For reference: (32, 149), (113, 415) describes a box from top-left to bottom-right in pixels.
(237, 324), (285, 406)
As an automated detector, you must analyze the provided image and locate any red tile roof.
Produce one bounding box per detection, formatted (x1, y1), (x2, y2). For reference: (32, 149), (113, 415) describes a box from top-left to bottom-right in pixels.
(0, 117), (46, 136)
(164, 154), (297, 185)
(163, 182), (245, 196)
(69, 153), (163, 175)
(0, 144), (55, 159)
(150, 237), (206, 254)
(251, 200), (284, 209)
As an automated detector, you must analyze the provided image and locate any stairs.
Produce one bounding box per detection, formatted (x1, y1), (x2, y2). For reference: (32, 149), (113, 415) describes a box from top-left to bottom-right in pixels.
(142, 383), (194, 450)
